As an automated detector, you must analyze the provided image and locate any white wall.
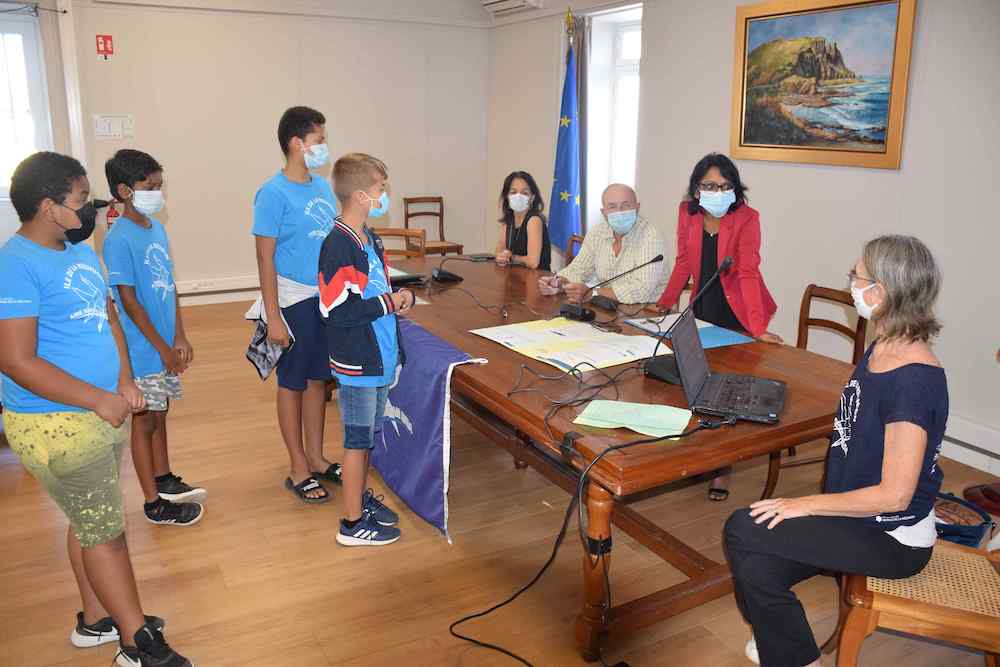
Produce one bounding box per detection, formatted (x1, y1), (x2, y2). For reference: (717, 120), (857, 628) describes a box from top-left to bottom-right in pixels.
(490, 0), (1000, 462)
(63, 0), (489, 289)
(486, 16), (564, 253)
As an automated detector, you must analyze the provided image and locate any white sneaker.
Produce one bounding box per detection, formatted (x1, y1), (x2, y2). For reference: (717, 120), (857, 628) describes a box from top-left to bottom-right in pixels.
(745, 636), (760, 664)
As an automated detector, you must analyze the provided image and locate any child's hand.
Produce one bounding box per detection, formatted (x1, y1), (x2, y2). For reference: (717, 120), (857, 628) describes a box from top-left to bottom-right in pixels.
(267, 319), (291, 348)
(158, 345), (185, 375)
(96, 392), (131, 427)
(392, 289), (414, 313)
(118, 380), (147, 413)
(496, 249), (512, 266)
(174, 334), (194, 370)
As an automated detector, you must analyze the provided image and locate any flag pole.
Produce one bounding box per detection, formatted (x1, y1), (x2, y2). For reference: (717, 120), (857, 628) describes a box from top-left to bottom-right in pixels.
(565, 7), (574, 63)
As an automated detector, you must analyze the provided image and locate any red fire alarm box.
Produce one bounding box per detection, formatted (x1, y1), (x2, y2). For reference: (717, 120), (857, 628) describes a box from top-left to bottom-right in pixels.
(96, 35), (114, 60)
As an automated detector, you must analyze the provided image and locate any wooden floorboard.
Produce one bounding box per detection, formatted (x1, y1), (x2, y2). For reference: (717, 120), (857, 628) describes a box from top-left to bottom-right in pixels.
(0, 300), (994, 666)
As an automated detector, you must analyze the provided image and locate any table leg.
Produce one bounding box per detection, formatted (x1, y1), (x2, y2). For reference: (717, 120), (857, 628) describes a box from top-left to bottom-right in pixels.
(761, 450), (781, 500)
(575, 481), (614, 662)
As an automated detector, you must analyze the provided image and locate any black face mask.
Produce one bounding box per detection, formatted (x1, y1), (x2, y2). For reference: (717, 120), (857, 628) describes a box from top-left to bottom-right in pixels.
(64, 202), (98, 244)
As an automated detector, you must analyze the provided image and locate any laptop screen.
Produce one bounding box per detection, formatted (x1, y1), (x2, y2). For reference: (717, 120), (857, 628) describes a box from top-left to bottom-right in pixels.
(671, 309), (711, 406)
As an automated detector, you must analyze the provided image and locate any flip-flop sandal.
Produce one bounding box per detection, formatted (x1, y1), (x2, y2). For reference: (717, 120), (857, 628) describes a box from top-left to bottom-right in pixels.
(285, 476), (330, 504)
(311, 463), (343, 486)
(708, 487), (730, 502)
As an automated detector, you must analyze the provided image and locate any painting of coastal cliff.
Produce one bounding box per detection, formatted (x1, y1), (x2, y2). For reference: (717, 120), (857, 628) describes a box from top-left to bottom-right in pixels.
(731, 0), (915, 169)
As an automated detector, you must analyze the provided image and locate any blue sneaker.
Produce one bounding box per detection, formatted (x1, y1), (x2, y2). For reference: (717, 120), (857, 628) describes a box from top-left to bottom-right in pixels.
(362, 488), (399, 526)
(336, 510), (401, 547)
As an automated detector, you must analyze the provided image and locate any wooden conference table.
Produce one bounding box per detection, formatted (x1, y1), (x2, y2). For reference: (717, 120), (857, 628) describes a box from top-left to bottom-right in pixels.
(396, 257), (853, 661)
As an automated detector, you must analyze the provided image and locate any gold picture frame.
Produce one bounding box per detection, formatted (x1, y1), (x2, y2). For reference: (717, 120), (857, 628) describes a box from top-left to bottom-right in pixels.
(730, 0), (916, 169)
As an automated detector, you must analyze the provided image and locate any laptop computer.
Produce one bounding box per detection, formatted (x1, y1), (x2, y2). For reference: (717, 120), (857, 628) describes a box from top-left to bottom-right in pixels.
(387, 266), (426, 286)
(670, 309), (787, 424)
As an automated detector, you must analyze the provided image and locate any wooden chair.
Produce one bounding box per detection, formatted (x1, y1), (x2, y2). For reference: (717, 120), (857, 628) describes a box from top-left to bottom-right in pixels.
(834, 540), (1000, 666)
(371, 227), (426, 259)
(565, 234), (584, 263)
(402, 197), (463, 256)
(761, 284), (867, 499)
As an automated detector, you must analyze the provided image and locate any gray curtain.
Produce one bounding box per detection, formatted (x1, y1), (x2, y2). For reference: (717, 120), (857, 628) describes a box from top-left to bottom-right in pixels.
(573, 15), (591, 233)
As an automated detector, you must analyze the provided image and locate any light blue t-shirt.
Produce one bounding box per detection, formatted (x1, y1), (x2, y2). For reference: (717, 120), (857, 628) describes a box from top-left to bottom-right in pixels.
(0, 234), (119, 413)
(102, 216), (178, 378)
(335, 240), (399, 387)
(252, 170), (337, 286)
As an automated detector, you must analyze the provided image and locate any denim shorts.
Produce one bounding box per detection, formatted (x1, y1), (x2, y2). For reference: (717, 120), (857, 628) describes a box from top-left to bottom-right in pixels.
(4, 410), (128, 547)
(337, 384), (389, 450)
(277, 297), (330, 391)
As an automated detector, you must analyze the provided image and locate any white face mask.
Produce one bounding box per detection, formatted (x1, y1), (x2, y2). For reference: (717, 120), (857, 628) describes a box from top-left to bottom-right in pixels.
(851, 281), (879, 319)
(132, 189), (165, 216)
(508, 193), (530, 213)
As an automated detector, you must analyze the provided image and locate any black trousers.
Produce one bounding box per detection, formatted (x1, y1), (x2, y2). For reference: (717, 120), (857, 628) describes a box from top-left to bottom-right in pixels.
(723, 510), (932, 667)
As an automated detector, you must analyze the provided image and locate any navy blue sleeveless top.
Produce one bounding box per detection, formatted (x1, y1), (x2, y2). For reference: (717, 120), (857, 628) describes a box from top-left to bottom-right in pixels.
(824, 343), (948, 528)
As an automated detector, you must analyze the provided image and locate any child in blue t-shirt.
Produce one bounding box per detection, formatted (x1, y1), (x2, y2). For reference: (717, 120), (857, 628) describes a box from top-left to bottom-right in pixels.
(253, 106), (342, 503)
(102, 150), (205, 527)
(319, 153), (413, 546)
(0, 152), (191, 666)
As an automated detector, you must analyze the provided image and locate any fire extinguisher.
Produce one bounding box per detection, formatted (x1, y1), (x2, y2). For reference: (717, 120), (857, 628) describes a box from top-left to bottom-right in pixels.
(106, 201), (120, 228)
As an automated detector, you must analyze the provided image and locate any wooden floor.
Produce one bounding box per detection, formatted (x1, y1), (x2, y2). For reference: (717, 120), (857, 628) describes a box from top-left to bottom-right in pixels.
(1, 301), (995, 667)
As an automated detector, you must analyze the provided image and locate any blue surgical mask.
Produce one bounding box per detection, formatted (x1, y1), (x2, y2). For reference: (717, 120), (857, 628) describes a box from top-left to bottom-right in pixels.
(698, 190), (736, 218)
(304, 143), (330, 169)
(607, 209), (637, 235)
(364, 191), (390, 219)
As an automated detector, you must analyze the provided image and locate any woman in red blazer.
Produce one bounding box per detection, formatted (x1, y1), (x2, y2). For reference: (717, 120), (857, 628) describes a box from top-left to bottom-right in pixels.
(656, 153), (782, 501)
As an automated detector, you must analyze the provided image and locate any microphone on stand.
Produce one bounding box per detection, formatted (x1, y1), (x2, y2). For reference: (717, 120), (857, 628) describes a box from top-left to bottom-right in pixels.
(560, 254), (664, 322)
(642, 256), (733, 384)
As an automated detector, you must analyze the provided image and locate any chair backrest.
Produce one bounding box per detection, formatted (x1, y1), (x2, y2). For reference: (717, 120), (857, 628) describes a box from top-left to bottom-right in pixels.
(796, 284), (868, 365)
(403, 196), (444, 241)
(372, 227), (426, 259)
(565, 234), (584, 263)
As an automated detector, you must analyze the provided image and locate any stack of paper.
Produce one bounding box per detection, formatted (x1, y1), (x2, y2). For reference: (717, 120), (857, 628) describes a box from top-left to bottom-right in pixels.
(470, 317), (671, 371)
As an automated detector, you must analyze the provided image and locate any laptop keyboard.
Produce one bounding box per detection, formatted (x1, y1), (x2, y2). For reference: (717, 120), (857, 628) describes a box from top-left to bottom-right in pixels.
(716, 376), (754, 411)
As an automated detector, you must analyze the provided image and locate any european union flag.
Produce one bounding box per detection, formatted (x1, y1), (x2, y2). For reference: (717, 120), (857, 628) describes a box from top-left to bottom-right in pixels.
(549, 43), (580, 255)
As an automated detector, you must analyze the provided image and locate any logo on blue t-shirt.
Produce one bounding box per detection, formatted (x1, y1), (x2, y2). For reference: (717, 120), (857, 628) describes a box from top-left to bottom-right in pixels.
(367, 254), (390, 294)
(831, 379), (861, 457)
(63, 262), (108, 332)
(144, 242), (175, 302)
(305, 197), (337, 239)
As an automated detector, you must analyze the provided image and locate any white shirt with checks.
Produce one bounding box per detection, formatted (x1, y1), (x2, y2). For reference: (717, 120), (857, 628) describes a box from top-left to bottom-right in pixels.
(557, 216), (668, 304)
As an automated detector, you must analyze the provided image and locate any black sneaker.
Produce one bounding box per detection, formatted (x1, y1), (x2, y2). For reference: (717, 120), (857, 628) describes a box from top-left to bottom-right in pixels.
(115, 623), (192, 667)
(70, 611), (164, 648)
(144, 498), (204, 527)
(155, 473), (207, 503)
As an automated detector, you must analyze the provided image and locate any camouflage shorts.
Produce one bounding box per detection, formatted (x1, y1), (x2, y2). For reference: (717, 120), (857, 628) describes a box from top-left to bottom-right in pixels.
(134, 372), (182, 412)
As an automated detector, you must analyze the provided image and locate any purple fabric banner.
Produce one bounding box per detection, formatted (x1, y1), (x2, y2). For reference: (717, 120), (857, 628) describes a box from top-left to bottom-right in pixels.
(372, 318), (478, 539)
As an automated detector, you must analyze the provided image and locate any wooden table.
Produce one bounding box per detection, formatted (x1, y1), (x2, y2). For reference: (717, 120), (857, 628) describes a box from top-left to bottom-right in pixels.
(397, 257), (852, 661)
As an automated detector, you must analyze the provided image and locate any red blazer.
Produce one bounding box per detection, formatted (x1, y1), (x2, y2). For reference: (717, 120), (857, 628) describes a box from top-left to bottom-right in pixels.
(656, 202), (777, 337)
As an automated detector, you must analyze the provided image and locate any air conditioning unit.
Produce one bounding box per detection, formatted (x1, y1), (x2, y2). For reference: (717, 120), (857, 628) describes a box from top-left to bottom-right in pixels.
(482, 0), (543, 17)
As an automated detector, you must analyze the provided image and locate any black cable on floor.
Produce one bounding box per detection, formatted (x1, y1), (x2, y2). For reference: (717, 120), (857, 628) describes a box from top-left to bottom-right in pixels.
(448, 421), (724, 665)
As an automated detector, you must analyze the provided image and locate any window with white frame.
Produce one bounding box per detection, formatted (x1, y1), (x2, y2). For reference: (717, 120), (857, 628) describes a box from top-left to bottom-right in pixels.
(0, 6), (53, 200)
(609, 22), (641, 186)
(586, 6), (642, 231)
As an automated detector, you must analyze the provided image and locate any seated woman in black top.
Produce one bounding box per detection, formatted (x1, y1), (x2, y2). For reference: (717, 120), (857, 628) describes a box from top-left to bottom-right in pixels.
(495, 170), (551, 271)
(724, 235), (948, 667)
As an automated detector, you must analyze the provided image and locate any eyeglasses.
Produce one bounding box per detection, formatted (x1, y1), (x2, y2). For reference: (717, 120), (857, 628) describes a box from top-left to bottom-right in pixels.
(699, 182), (734, 193)
(847, 270), (876, 286)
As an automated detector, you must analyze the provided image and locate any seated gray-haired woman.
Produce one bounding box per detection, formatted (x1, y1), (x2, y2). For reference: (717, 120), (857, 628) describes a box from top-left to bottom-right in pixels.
(724, 235), (948, 667)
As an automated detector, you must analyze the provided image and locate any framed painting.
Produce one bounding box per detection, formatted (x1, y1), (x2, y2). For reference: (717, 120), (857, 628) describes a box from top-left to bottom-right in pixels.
(730, 0), (916, 169)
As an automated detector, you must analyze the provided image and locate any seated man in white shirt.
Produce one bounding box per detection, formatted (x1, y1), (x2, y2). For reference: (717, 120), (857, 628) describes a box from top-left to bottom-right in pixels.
(539, 183), (667, 304)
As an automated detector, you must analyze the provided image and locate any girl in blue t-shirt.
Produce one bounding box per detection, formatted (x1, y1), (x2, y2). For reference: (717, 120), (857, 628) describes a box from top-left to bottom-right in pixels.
(723, 235), (948, 667)
(0, 153), (191, 667)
